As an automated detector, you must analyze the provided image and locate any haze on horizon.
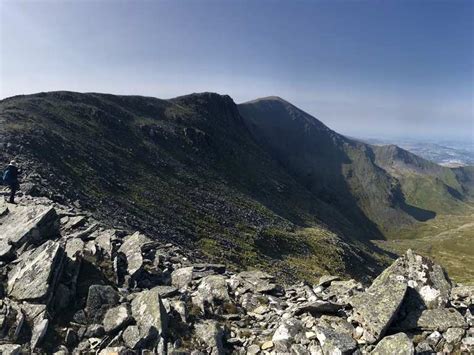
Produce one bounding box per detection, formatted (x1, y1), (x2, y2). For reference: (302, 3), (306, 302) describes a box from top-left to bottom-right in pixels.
(1, 0), (473, 141)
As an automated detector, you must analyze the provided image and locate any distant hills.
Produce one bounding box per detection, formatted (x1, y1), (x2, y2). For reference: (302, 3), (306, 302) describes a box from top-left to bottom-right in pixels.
(1, 91), (472, 281)
(362, 137), (474, 167)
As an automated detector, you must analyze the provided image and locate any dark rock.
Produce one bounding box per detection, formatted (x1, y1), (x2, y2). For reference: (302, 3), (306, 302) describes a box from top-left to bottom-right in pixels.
(85, 285), (120, 323)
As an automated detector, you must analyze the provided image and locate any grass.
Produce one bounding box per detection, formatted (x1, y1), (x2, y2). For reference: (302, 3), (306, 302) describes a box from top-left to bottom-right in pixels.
(376, 202), (474, 284)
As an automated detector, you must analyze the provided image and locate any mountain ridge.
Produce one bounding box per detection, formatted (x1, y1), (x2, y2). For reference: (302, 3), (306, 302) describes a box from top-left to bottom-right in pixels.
(1, 90), (472, 283)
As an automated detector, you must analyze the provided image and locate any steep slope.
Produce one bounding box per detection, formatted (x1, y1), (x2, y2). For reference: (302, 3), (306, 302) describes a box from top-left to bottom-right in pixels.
(238, 97), (471, 236)
(372, 144), (471, 214)
(0, 91), (387, 282)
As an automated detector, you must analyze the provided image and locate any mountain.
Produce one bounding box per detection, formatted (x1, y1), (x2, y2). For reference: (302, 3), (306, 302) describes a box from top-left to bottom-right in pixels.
(1, 91), (472, 282)
(0, 91), (388, 282)
(238, 97), (473, 235)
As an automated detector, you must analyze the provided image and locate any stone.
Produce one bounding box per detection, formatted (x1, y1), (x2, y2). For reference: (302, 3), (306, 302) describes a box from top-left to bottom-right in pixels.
(30, 318), (49, 350)
(194, 275), (231, 310)
(153, 285), (179, 298)
(425, 331), (442, 347)
(272, 318), (303, 351)
(0, 344), (22, 355)
(323, 279), (363, 304)
(371, 249), (451, 309)
(7, 240), (64, 303)
(85, 285), (120, 323)
(0, 204), (58, 260)
(194, 320), (224, 354)
(415, 342), (432, 353)
(117, 232), (154, 278)
(94, 229), (116, 257)
(235, 270), (280, 294)
(315, 326), (357, 354)
(65, 238), (85, 260)
(246, 344), (260, 354)
(98, 346), (128, 355)
(443, 327), (465, 344)
(349, 278), (407, 343)
(370, 332), (414, 355)
(65, 328), (78, 347)
(450, 285), (474, 308)
(318, 275), (341, 287)
(294, 300), (345, 316)
(130, 287), (168, 343)
(261, 340), (274, 350)
(397, 308), (467, 332)
(122, 325), (142, 349)
(171, 267), (194, 289)
(103, 304), (131, 333)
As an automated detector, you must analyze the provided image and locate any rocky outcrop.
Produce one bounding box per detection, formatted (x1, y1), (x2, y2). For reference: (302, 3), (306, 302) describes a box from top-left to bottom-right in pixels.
(0, 194), (472, 354)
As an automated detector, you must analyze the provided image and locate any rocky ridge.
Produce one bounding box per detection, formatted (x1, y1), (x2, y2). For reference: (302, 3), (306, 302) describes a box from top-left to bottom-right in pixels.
(0, 192), (473, 354)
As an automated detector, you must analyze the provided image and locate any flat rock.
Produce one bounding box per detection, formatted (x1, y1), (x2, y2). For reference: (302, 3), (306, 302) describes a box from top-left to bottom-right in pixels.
(350, 278), (407, 343)
(294, 300), (345, 316)
(7, 240), (64, 303)
(371, 332), (414, 355)
(0, 204), (58, 260)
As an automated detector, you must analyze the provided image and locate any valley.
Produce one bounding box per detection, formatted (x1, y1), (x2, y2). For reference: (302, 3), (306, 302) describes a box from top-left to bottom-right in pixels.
(376, 205), (474, 285)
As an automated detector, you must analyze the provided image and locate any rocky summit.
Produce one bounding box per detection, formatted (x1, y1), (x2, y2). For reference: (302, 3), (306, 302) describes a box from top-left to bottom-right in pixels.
(0, 193), (473, 354)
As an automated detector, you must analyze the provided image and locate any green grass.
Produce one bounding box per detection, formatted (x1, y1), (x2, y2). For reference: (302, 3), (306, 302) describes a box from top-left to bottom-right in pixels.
(376, 203), (474, 284)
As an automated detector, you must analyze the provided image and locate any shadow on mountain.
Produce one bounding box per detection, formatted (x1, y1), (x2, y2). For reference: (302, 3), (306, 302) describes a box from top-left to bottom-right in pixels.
(399, 202), (436, 222)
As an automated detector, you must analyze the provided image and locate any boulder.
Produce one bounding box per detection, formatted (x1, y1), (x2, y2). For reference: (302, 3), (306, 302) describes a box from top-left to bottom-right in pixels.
(372, 249), (451, 309)
(294, 300), (345, 316)
(85, 285), (120, 323)
(370, 332), (414, 355)
(194, 320), (225, 354)
(0, 344), (22, 355)
(450, 285), (474, 308)
(116, 232), (154, 278)
(0, 204), (58, 260)
(7, 240), (64, 303)
(130, 287), (168, 345)
(233, 270), (281, 294)
(396, 308), (467, 332)
(315, 326), (357, 355)
(349, 278), (407, 343)
(171, 267), (194, 289)
(444, 327), (465, 344)
(102, 304), (132, 334)
(272, 318), (303, 351)
(194, 275), (231, 310)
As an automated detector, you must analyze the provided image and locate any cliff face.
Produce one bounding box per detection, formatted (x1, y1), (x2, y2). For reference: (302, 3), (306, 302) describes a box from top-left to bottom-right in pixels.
(0, 194), (472, 354)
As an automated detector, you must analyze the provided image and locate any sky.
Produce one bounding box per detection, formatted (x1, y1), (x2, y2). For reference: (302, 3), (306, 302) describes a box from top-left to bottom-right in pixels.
(1, 0), (473, 141)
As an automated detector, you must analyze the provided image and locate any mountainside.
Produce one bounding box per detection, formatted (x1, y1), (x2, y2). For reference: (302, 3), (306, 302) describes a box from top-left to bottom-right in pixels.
(1, 91), (472, 283)
(238, 97), (472, 235)
(0, 194), (472, 353)
(0, 91), (388, 282)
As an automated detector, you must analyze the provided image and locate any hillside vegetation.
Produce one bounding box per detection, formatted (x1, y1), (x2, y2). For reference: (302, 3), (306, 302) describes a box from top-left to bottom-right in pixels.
(1, 91), (472, 282)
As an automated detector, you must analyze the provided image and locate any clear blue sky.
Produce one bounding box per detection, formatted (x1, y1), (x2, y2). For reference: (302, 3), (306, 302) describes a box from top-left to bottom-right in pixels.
(1, 0), (473, 140)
